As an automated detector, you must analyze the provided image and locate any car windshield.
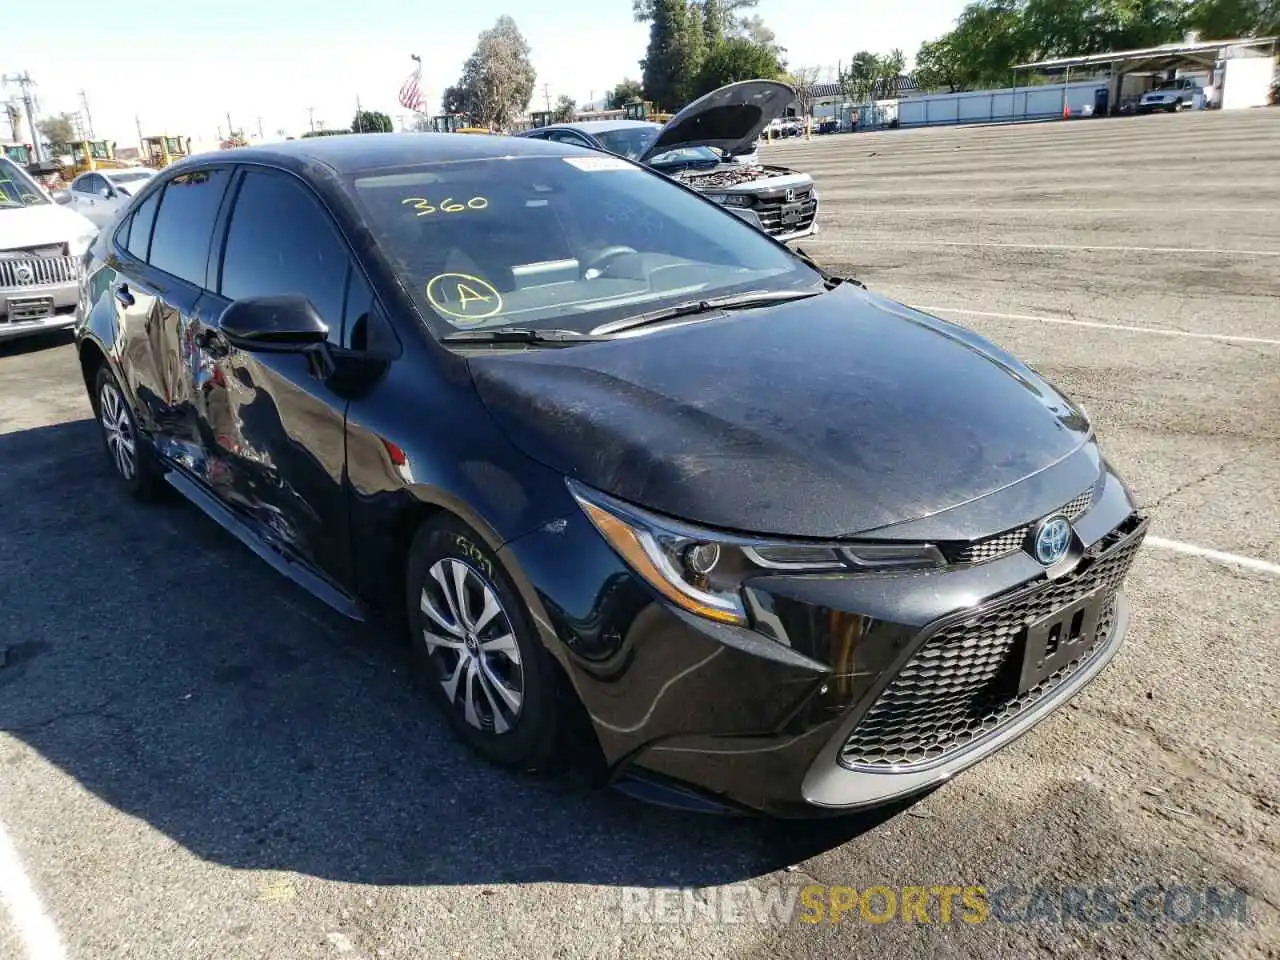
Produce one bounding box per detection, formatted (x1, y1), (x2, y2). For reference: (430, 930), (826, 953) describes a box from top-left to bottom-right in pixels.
(594, 126), (720, 166)
(106, 170), (153, 194)
(351, 154), (819, 338)
(0, 157), (49, 207)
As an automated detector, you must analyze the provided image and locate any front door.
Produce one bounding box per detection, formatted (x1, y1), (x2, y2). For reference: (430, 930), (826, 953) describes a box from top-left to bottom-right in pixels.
(195, 167), (357, 588)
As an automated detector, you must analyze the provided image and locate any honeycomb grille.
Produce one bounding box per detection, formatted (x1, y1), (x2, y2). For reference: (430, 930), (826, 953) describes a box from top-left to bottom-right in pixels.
(839, 521), (1145, 770)
(952, 487), (1095, 565)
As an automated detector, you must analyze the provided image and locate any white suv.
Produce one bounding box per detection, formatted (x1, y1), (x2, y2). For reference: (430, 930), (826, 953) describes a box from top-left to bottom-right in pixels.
(1, 156), (97, 341)
(1138, 77), (1205, 113)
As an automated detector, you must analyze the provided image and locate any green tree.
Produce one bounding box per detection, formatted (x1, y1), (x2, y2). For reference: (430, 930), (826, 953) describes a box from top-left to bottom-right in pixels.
(692, 37), (782, 99)
(37, 113), (77, 145)
(642, 0), (702, 109)
(441, 85), (467, 115)
(1185, 0), (1280, 38)
(453, 15), (537, 131)
(606, 78), (645, 108)
(351, 109), (392, 133)
(553, 94), (577, 122)
(684, 2), (709, 101)
(914, 36), (965, 92)
(703, 0), (726, 43)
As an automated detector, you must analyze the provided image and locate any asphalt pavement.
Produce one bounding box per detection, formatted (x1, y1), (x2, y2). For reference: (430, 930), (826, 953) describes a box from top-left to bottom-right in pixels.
(1, 109), (1277, 959)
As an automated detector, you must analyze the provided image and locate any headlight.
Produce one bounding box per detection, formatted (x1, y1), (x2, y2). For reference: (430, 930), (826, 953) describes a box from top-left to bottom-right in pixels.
(569, 481), (945, 627)
(720, 194), (751, 208)
(702, 192), (728, 204)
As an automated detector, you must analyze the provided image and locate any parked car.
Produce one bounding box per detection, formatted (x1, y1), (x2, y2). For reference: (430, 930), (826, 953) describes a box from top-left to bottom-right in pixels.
(67, 168), (155, 228)
(75, 132), (1146, 817)
(520, 81), (819, 243)
(1, 155), (96, 341)
(1137, 77), (1205, 113)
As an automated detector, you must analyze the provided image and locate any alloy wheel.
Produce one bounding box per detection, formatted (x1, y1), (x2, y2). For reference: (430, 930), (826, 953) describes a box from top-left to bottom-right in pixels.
(419, 558), (524, 734)
(99, 381), (136, 480)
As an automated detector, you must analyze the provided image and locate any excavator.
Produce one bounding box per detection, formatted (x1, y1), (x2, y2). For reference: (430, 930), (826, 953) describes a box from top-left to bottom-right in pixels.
(141, 134), (192, 169)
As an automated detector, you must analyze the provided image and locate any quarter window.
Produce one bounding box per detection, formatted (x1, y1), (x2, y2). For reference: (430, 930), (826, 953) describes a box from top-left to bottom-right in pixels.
(125, 189), (161, 262)
(148, 168), (232, 286)
(219, 169), (349, 341)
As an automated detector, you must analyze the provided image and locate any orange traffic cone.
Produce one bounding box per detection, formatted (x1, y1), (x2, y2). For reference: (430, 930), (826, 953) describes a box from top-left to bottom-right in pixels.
(1063, 101), (1071, 120)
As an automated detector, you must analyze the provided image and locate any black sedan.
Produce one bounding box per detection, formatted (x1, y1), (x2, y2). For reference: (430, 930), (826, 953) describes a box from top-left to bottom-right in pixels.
(75, 133), (1146, 816)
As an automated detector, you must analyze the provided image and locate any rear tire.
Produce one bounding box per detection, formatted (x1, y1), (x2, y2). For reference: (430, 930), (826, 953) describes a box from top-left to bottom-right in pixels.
(94, 365), (161, 500)
(405, 515), (561, 771)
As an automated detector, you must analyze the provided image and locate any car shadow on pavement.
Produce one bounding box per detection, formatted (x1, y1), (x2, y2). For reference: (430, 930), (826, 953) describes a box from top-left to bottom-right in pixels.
(0, 418), (910, 889)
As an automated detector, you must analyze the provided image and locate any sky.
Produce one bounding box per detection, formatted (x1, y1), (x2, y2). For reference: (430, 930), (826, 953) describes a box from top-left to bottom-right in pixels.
(3, 0), (967, 150)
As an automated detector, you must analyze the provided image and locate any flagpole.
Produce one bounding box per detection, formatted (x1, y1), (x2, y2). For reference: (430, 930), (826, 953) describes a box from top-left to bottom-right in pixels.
(356, 94), (363, 132)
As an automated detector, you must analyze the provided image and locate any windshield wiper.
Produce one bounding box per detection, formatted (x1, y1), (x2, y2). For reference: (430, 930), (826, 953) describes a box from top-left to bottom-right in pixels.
(439, 327), (610, 346)
(592, 289), (822, 336)
(793, 246), (865, 291)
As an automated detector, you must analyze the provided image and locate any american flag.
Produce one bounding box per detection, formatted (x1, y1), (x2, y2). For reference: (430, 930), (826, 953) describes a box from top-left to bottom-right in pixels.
(399, 55), (425, 113)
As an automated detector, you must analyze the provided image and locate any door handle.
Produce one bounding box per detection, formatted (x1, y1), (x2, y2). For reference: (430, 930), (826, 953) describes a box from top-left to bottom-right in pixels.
(114, 284), (135, 308)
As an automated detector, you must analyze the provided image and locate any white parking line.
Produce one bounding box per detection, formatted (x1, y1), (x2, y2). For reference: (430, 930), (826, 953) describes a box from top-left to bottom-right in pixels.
(917, 306), (1280, 346)
(0, 817), (67, 960)
(1146, 537), (1280, 576)
(827, 238), (1280, 257)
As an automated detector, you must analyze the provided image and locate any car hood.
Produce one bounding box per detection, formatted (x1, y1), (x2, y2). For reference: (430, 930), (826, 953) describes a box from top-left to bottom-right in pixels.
(637, 79), (796, 164)
(0, 202), (96, 250)
(469, 285), (1094, 538)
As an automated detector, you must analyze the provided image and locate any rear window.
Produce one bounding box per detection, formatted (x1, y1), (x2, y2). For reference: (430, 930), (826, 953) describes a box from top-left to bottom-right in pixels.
(350, 154), (816, 337)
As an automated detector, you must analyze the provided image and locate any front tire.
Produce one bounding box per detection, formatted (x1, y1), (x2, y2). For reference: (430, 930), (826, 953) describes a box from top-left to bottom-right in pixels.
(405, 516), (560, 770)
(94, 365), (160, 500)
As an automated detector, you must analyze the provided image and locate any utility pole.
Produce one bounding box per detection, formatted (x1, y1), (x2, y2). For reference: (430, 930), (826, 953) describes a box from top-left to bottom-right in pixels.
(135, 115), (144, 153)
(79, 89), (94, 138)
(1, 71), (44, 163)
(355, 94), (363, 132)
(306, 106), (315, 133)
(256, 116), (263, 140)
(226, 111), (234, 140)
(543, 83), (551, 112)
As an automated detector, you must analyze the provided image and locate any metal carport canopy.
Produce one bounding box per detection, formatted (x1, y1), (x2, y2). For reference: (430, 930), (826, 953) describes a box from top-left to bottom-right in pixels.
(1015, 36), (1278, 75)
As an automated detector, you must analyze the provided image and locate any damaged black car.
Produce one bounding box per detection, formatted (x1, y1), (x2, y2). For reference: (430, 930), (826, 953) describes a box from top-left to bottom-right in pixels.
(75, 131), (1145, 816)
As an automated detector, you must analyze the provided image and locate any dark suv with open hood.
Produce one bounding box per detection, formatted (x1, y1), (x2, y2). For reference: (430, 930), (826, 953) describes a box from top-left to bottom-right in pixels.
(74, 131), (1145, 816)
(520, 81), (819, 242)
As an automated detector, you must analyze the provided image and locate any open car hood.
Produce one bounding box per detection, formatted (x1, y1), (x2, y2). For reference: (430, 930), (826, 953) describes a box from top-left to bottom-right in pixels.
(637, 79), (796, 164)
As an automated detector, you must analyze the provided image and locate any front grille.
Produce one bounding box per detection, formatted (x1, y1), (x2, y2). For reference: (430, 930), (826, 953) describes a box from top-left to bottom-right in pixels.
(952, 487), (1094, 565)
(838, 518), (1145, 770)
(754, 192), (818, 236)
(0, 255), (82, 289)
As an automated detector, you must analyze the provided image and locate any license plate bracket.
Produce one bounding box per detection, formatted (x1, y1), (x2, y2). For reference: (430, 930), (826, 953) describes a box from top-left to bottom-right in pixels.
(5, 297), (55, 323)
(1018, 591), (1106, 694)
(779, 202), (804, 227)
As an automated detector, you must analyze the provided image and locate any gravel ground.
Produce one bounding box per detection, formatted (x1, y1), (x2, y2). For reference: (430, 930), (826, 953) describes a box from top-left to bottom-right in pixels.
(1, 109), (1277, 960)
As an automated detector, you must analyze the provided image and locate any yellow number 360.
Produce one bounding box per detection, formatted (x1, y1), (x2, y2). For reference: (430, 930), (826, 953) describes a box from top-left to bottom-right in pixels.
(401, 196), (489, 217)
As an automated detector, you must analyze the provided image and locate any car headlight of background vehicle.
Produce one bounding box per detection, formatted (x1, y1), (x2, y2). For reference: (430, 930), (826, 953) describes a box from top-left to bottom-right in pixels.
(701, 193), (752, 208)
(569, 481), (944, 628)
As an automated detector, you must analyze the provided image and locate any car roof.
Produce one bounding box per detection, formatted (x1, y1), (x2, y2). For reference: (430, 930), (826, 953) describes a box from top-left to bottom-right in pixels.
(187, 132), (587, 175)
(543, 120), (661, 135)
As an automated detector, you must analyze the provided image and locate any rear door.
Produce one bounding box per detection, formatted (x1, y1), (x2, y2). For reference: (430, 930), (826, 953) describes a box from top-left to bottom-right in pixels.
(193, 166), (362, 587)
(110, 167), (233, 468)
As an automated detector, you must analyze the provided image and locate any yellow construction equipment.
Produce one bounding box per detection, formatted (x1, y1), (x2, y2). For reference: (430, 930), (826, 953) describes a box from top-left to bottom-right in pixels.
(54, 140), (126, 177)
(140, 135), (192, 169)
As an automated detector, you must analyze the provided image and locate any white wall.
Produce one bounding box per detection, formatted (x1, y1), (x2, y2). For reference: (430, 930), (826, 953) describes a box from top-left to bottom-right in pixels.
(1221, 56), (1276, 109)
(899, 80), (1108, 127)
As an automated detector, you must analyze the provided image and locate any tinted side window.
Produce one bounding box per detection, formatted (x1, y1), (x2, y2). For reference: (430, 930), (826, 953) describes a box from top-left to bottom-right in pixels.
(219, 170), (348, 338)
(125, 189), (161, 261)
(342, 268), (398, 354)
(148, 168), (232, 286)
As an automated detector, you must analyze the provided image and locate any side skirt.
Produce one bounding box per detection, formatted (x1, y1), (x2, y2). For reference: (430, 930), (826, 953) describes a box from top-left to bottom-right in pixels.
(163, 469), (365, 622)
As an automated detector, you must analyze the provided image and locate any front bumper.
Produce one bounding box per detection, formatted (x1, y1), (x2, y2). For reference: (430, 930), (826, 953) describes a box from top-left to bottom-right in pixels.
(1, 277), (80, 341)
(501, 460), (1145, 816)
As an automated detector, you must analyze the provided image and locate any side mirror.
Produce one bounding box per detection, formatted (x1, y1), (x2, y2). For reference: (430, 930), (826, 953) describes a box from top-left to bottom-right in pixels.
(99, 186), (113, 199)
(219, 295), (330, 349)
(52, 189), (72, 205)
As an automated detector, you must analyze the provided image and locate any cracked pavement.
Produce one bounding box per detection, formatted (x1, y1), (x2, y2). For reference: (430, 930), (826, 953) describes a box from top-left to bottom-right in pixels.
(0, 110), (1277, 958)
